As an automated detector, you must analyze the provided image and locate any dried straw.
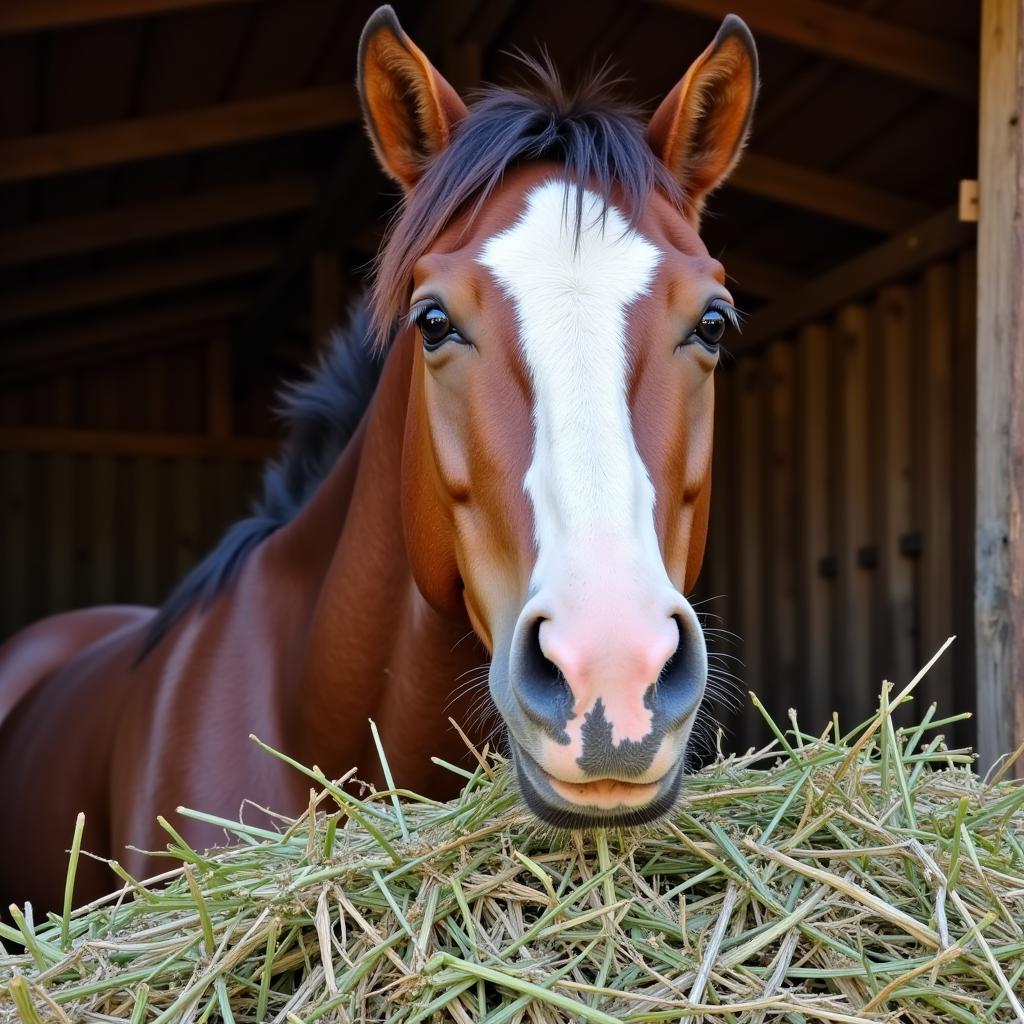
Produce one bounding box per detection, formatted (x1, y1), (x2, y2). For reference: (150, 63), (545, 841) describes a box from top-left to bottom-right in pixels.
(2, 641), (1023, 1023)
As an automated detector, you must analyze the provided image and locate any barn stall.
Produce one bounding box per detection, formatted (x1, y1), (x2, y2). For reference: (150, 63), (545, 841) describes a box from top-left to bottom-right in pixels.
(0, 0), (1018, 770)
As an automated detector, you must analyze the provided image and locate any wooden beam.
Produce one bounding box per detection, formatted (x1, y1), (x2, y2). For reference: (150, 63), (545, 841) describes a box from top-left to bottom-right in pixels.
(0, 426), (276, 461)
(721, 253), (804, 300)
(0, 178), (315, 268)
(652, 0), (977, 99)
(347, 155), (926, 237)
(976, 0), (1024, 776)
(734, 205), (975, 352)
(0, 295), (248, 373)
(0, 86), (358, 184)
(730, 153), (930, 232)
(0, 0), (253, 33)
(0, 243), (276, 324)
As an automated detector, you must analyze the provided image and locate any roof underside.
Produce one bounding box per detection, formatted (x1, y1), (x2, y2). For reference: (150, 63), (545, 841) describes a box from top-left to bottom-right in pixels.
(0, 0), (979, 383)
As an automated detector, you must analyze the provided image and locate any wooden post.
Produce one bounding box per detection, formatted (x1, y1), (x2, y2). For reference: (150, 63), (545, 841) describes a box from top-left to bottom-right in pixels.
(977, 0), (1024, 775)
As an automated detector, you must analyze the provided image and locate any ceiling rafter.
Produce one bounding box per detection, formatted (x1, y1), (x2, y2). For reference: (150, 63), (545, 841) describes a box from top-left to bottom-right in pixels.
(0, 92), (926, 240)
(0, 243), (276, 325)
(721, 254), (805, 300)
(731, 153), (930, 233)
(0, 0), (254, 34)
(0, 295), (251, 378)
(733, 205), (974, 352)
(0, 427), (275, 461)
(0, 178), (315, 268)
(650, 0), (977, 99)
(0, 85), (358, 184)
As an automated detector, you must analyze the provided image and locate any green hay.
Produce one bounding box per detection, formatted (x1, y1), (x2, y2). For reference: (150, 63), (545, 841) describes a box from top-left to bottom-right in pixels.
(2, 640), (1023, 1023)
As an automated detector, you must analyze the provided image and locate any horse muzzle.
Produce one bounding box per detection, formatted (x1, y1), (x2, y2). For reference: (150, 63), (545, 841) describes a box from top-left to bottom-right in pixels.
(510, 736), (689, 827)
(494, 585), (707, 827)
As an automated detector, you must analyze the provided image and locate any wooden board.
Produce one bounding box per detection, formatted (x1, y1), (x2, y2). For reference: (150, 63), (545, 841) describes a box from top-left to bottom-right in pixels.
(918, 264), (955, 716)
(0, 85), (359, 184)
(953, 249), (978, 748)
(762, 341), (797, 716)
(736, 357), (765, 746)
(0, 0), (254, 33)
(652, 0), (977, 98)
(795, 324), (833, 732)
(705, 365), (739, 749)
(834, 305), (875, 729)
(976, 0), (1024, 776)
(873, 287), (916, 695)
(737, 207), (975, 353)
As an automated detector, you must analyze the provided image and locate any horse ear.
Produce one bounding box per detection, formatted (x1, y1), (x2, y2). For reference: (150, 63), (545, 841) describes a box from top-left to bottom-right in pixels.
(646, 15), (758, 218)
(357, 6), (468, 190)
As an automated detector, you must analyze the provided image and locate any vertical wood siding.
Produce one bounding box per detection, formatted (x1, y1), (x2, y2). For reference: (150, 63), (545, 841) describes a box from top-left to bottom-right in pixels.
(699, 252), (976, 751)
(0, 341), (267, 643)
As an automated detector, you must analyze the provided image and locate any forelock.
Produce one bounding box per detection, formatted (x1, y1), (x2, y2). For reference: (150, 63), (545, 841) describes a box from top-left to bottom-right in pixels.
(368, 55), (685, 348)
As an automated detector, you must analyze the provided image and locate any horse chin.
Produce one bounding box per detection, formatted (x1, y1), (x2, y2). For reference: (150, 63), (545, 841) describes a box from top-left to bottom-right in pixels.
(508, 736), (686, 829)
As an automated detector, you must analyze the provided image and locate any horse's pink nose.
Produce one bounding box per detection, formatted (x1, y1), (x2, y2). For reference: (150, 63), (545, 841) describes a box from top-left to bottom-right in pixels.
(538, 612), (680, 725)
(509, 591), (707, 783)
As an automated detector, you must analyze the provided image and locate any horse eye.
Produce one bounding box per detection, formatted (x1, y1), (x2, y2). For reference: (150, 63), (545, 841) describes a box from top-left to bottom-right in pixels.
(417, 305), (454, 349)
(695, 307), (727, 348)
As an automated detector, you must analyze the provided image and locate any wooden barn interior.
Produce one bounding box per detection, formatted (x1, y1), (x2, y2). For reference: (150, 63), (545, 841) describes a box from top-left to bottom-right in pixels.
(1, 0), (1016, 767)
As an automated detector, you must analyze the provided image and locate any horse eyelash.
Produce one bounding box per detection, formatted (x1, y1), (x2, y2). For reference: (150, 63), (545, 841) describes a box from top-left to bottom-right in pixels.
(712, 299), (744, 334)
(405, 298), (437, 329)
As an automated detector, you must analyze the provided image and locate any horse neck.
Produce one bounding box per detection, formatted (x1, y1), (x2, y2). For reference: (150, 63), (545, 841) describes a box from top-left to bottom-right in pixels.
(273, 329), (486, 791)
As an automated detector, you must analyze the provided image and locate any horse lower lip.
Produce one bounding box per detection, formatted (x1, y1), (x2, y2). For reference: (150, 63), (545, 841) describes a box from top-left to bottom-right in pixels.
(542, 772), (663, 810)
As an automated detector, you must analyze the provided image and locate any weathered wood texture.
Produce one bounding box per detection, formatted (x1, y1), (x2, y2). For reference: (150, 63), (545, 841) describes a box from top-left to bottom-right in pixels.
(698, 251), (977, 750)
(976, 0), (1024, 776)
(0, 0), (254, 33)
(0, 336), (269, 641)
(651, 0), (977, 98)
(0, 86), (359, 184)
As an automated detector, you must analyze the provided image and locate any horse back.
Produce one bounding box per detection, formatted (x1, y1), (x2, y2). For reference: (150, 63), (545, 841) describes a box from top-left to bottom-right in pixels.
(0, 606), (154, 727)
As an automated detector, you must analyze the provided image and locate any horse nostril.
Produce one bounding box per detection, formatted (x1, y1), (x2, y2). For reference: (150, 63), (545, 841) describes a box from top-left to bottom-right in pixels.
(652, 613), (703, 718)
(657, 615), (682, 679)
(514, 616), (574, 717)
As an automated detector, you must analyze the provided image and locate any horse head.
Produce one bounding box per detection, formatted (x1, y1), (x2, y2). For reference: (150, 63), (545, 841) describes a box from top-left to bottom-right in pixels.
(359, 6), (758, 826)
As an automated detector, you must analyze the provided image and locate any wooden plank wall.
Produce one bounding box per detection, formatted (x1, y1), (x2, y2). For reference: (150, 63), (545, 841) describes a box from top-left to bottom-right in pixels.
(699, 251), (977, 752)
(0, 337), (267, 642)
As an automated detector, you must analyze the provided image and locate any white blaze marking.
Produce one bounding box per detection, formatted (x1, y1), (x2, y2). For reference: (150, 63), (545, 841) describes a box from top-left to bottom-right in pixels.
(478, 180), (664, 586)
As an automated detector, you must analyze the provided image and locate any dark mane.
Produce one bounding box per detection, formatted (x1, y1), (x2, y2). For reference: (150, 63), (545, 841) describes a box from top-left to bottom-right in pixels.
(370, 55), (684, 345)
(138, 300), (385, 660)
(140, 60), (677, 659)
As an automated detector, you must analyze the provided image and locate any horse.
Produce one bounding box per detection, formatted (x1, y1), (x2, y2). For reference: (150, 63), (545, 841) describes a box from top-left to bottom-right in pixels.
(0, 5), (758, 913)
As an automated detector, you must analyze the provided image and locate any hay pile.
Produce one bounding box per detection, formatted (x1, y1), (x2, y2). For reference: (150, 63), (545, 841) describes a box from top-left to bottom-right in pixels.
(3, 645), (1024, 1023)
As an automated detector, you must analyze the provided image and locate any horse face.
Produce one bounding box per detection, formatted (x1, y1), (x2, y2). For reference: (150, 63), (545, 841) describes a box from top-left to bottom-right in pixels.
(360, 6), (757, 825)
(403, 165), (728, 824)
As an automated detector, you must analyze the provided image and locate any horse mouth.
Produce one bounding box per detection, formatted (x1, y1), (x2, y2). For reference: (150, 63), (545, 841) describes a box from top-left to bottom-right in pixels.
(544, 773), (662, 809)
(510, 738), (684, 828)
